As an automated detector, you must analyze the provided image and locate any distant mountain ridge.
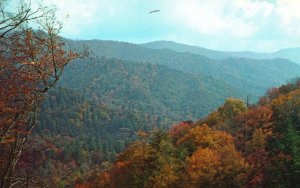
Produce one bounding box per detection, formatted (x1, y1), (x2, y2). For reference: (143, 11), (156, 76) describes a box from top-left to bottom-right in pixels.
(67, 39), (300, 97)
(141, 40), (300, 64)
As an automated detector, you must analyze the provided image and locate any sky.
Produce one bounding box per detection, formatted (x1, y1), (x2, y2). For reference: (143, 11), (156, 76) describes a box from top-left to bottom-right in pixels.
(29, 0), (300, 52)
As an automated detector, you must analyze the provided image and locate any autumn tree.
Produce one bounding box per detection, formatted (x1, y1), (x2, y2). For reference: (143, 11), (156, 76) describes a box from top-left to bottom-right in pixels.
(235, 106), (273, 151)
(96, 130), (184, 188)
(218, 98), (247, 120)
(85, 80), (300, 187)
(169, 121), (192, 142)
(178, 124), (248, 187)
(0, 1), (79, 187)
(200, 98), (246, 134)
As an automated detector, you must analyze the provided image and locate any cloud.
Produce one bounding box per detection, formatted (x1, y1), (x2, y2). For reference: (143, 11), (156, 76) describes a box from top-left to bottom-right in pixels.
(275, 0), (300, 37)
(36, 0), (124, 37)
(158, 0), (300, 51)
(34, 0), (300, 39)
(164, 0), (277, 38)
(27, 0), (300, 51)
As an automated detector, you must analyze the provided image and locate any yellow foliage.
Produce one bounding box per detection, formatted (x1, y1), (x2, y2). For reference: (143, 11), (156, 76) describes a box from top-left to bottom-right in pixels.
(180, 124), (248, 187)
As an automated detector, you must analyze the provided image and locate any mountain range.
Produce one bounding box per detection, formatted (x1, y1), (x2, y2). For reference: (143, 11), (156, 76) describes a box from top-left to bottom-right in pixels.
(141, 40), (300, 64)
(67, 39), (300, 98)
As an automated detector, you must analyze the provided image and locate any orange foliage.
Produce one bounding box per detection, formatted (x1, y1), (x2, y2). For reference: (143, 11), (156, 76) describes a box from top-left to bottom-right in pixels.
(186, 148), (221, 185)
(178, 124), (234, 149)
(74, 184), (90, 188)
(180, 124), (247, 187)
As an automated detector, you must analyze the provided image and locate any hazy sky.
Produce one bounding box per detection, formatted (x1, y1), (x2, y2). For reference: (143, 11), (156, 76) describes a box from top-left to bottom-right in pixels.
(32, 0), (300, 52)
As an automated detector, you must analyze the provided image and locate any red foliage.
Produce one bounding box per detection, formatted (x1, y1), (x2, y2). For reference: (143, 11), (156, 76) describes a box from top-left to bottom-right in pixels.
(169, 122), (192, 141)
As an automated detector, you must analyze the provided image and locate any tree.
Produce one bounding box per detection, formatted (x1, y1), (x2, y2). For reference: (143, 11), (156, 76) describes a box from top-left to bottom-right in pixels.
(0, 1), (79, 187)
(217, 98), (246, 121)
(185, 148), (221, 187)
(199, 98), (247, 134)
(178, 125), (248, 187)
(97, 130), (183, 188)
(169, 121), (192, 142)
(267, 89), (300, 187)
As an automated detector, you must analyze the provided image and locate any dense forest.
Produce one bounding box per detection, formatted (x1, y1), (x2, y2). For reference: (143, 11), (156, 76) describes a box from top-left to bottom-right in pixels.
(28, 87), (165, 186)
(3, 35), (300, 188)
(2, 1), (300, 187)
(59, 57), (243, 119)
(10, 79), (300, 187)
(72, 79), (300, 188)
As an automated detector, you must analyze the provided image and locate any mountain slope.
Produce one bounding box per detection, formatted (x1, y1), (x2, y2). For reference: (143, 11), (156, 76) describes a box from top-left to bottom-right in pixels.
(69, 39), (300, 97)
(34, 87), (165, 185)
(272, 47), (300, 65)
(58, 57), (244, 120)
(141, 40), (232, 59)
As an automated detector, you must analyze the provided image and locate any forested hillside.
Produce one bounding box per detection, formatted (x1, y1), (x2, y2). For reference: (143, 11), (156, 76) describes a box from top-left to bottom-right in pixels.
(68, 39), (300, 96)
(2, 1), (300, 187)
(77, 79), (300, 188)
(59, 57), (243, 120)
(29, 40), (300, 186)
(25, 87), (169, 186)
(28, 41), (300, 187)
(29, 63), (241, 185)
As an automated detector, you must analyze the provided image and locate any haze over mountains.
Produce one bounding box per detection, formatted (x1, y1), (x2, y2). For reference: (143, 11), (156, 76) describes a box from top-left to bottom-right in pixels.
(141, 40), (300, 64)
(66, 39), (300, 98)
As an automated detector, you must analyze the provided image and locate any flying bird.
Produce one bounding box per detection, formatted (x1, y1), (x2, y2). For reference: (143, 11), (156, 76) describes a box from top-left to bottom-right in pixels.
(149, 9), (160, 14)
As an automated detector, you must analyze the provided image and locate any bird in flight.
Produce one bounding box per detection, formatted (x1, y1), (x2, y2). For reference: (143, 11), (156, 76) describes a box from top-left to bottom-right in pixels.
(149, 9), (160, 14)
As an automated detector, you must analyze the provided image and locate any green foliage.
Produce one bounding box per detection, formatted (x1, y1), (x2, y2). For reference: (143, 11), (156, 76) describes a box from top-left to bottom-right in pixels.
(33, 87), (169, 185)
(69, 40), (300, 97)
(265, 87), (300, 187)
(59, 57), (243, 120)
(217, 98), (247, 120)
